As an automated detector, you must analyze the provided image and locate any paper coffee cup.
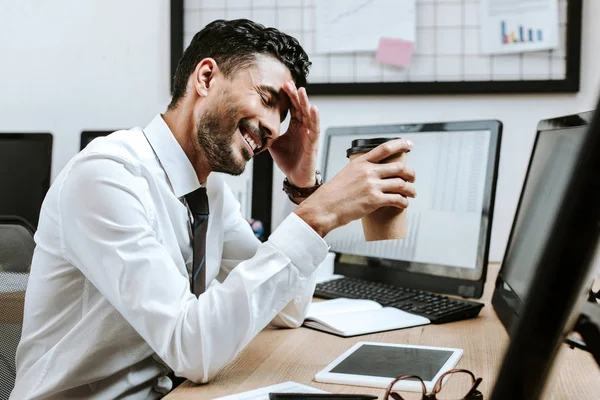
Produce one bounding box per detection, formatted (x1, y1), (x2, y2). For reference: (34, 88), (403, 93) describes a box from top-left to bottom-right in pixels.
(347, 138), (408, 242)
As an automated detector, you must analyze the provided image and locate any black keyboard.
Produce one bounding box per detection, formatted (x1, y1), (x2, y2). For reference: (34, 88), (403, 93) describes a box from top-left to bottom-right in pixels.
(315, 277), (484, 324)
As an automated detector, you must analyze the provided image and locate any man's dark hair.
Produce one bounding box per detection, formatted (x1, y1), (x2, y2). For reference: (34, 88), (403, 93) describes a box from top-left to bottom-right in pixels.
(169, 19), (311, 110)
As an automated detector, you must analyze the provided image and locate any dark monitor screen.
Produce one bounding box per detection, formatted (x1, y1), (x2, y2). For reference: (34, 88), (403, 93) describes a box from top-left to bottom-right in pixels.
(322, 120), (502, 298)
(492, 112), (592, 332)
(0, 133), (53, 228)
(491, 107), (600, 399)
(81, 131), (113, 150)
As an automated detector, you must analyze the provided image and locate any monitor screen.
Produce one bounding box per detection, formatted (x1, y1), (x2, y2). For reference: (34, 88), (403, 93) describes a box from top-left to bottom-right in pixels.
(493, 113), (590, 332)
(491, 107), (600, 399)
(322, 121), (501, 298)
(81, 131), (112, 150)
(0, 134), (53, 228)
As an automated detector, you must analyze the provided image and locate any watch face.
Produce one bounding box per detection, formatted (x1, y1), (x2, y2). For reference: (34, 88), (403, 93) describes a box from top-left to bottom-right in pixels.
(315, 170), (323, 184)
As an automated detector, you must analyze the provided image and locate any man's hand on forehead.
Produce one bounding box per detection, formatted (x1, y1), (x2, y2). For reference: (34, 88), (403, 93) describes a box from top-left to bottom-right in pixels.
(268, 79), (321, 189)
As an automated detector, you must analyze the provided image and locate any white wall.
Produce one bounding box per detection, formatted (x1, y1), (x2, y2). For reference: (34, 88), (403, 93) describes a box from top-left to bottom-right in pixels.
(1, 0), (599, 262)
(0, 0), (171, 179)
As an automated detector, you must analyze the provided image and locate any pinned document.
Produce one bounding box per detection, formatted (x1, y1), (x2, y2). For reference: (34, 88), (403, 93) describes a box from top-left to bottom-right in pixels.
(480, 0), (559, 54)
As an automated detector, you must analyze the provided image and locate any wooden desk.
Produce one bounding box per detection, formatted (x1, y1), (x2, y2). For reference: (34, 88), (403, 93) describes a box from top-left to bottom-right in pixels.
(166, 263), (600, 399)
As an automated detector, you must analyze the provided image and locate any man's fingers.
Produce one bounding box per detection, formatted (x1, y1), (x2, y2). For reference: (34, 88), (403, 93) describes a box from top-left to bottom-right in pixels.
(283, 81), (303, 119)
(298, 87), (311, 118)
(310, 105), (320, 134)
(283, 81), (300, 108)
(376, 162), (416, 183)
(364, 139), (413, 163)
(380, 178), (416, 198)
(380, 193), (410, 209)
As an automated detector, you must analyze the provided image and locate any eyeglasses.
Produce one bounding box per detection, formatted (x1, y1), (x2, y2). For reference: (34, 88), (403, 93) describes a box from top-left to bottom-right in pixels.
(383, 369), (483, 400)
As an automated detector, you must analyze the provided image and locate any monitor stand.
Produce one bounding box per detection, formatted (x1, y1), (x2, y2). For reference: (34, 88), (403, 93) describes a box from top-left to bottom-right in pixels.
(566, 301), (600, 367)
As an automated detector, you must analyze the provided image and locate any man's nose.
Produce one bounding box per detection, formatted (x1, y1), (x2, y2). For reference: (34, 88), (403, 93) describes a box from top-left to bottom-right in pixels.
(260, 112), (281, 142)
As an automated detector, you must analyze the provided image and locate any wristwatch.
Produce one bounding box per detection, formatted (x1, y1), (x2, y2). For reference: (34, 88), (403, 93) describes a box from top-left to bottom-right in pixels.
(282, 170), (322, 199)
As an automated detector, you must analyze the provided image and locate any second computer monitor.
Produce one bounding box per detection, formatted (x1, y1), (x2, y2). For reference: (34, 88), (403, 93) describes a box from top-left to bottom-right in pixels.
(492, 111), (593, 333)
(0, 133), (53, 228)
(490, 104), (600, 398)
(322, 120), (502, 298)
(80, 131), (114, 150)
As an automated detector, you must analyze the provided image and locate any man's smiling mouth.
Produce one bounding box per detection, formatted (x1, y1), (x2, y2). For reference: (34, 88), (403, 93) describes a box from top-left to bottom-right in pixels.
(240, 125), (263, 154)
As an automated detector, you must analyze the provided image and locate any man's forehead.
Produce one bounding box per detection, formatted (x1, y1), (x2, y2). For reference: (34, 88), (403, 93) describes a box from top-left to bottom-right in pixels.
(234, 57), (292, 121)
(246, 55), (293, 87)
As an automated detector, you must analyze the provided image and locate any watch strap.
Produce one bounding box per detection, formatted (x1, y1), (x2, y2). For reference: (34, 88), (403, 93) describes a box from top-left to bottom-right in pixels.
(282, 170), (322, 199)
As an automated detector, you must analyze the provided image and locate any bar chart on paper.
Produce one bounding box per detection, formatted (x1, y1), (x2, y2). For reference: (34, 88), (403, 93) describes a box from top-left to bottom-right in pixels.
(480, 0), (560, 54)
(501, 21), (544, 45)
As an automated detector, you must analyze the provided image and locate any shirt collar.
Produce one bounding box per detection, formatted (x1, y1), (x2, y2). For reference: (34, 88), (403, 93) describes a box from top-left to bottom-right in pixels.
(143, 114), (201, 198)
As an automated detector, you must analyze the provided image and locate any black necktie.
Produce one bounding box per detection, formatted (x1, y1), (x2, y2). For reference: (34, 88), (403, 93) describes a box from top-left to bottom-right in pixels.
(185, 187), (209, 297)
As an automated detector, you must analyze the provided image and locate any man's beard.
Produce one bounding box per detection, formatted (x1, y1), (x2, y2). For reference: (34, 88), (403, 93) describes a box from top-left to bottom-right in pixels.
(195, 99), (253, 176)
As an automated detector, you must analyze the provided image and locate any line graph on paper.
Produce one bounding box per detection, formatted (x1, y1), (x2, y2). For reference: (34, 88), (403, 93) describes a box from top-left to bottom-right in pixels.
(315, 0), (415, 54)
(329, 0), (375, 25)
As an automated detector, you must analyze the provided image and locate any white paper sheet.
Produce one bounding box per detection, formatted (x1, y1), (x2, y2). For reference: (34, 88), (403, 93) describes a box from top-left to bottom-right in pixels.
(308, 298), (381, 318)
(480, 0), (559, 54)
(305, 306), (430, 337)
(214, 381), (328, 400)
(316, 0), (415, 54)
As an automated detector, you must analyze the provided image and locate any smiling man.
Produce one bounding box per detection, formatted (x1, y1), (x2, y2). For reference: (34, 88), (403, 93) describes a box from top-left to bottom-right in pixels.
(11, 20), (416, 399)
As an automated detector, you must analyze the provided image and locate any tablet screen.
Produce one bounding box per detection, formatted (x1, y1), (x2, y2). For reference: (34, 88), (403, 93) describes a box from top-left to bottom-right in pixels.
(330, 344), (453, 381)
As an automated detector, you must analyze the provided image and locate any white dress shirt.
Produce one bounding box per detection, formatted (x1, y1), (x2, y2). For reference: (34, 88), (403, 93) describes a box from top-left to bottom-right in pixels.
(11, 115), (329, 399)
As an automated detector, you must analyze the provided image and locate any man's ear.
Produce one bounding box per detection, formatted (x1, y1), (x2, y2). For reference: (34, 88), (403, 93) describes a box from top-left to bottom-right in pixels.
(192, 58), (218, 97)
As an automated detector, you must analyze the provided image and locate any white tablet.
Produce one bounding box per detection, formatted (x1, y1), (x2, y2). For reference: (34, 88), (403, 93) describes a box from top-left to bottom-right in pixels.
(314, 342), (463, 392)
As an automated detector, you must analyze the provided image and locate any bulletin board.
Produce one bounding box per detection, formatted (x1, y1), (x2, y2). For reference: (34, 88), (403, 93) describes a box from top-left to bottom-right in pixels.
(171, 0), (582, 95)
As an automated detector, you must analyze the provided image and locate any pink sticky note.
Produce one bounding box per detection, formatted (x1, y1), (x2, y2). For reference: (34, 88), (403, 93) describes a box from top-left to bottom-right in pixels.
(376, 37), (414, 68)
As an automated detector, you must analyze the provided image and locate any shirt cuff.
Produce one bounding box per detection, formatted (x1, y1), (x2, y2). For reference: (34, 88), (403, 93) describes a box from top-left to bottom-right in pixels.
(268, 212), (329, 277)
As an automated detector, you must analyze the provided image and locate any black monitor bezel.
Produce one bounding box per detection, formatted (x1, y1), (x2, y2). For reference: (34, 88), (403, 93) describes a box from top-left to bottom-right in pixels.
(322, 120), (502, 299)
(0, 133), (53, 228)
(492, 111), (595, 333)
(80, 130), (115, 150)
(491, 103), (600, 399)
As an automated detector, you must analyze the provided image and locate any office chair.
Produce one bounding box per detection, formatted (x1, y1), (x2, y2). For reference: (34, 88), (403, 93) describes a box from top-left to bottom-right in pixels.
(0, 216), (35, 400)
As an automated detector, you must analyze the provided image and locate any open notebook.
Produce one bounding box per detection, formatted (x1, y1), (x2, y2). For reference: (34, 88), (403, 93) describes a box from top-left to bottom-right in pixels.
(304, 298), (430, 337)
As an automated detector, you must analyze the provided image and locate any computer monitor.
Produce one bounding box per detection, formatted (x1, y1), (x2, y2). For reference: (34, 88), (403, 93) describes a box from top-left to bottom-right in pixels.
(490, 104), (600, 399)
(322, 120), (502, 298)
(492, 111), (593, 333)
(0, 133), (53, 229)
(81, 131), (113, 150)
